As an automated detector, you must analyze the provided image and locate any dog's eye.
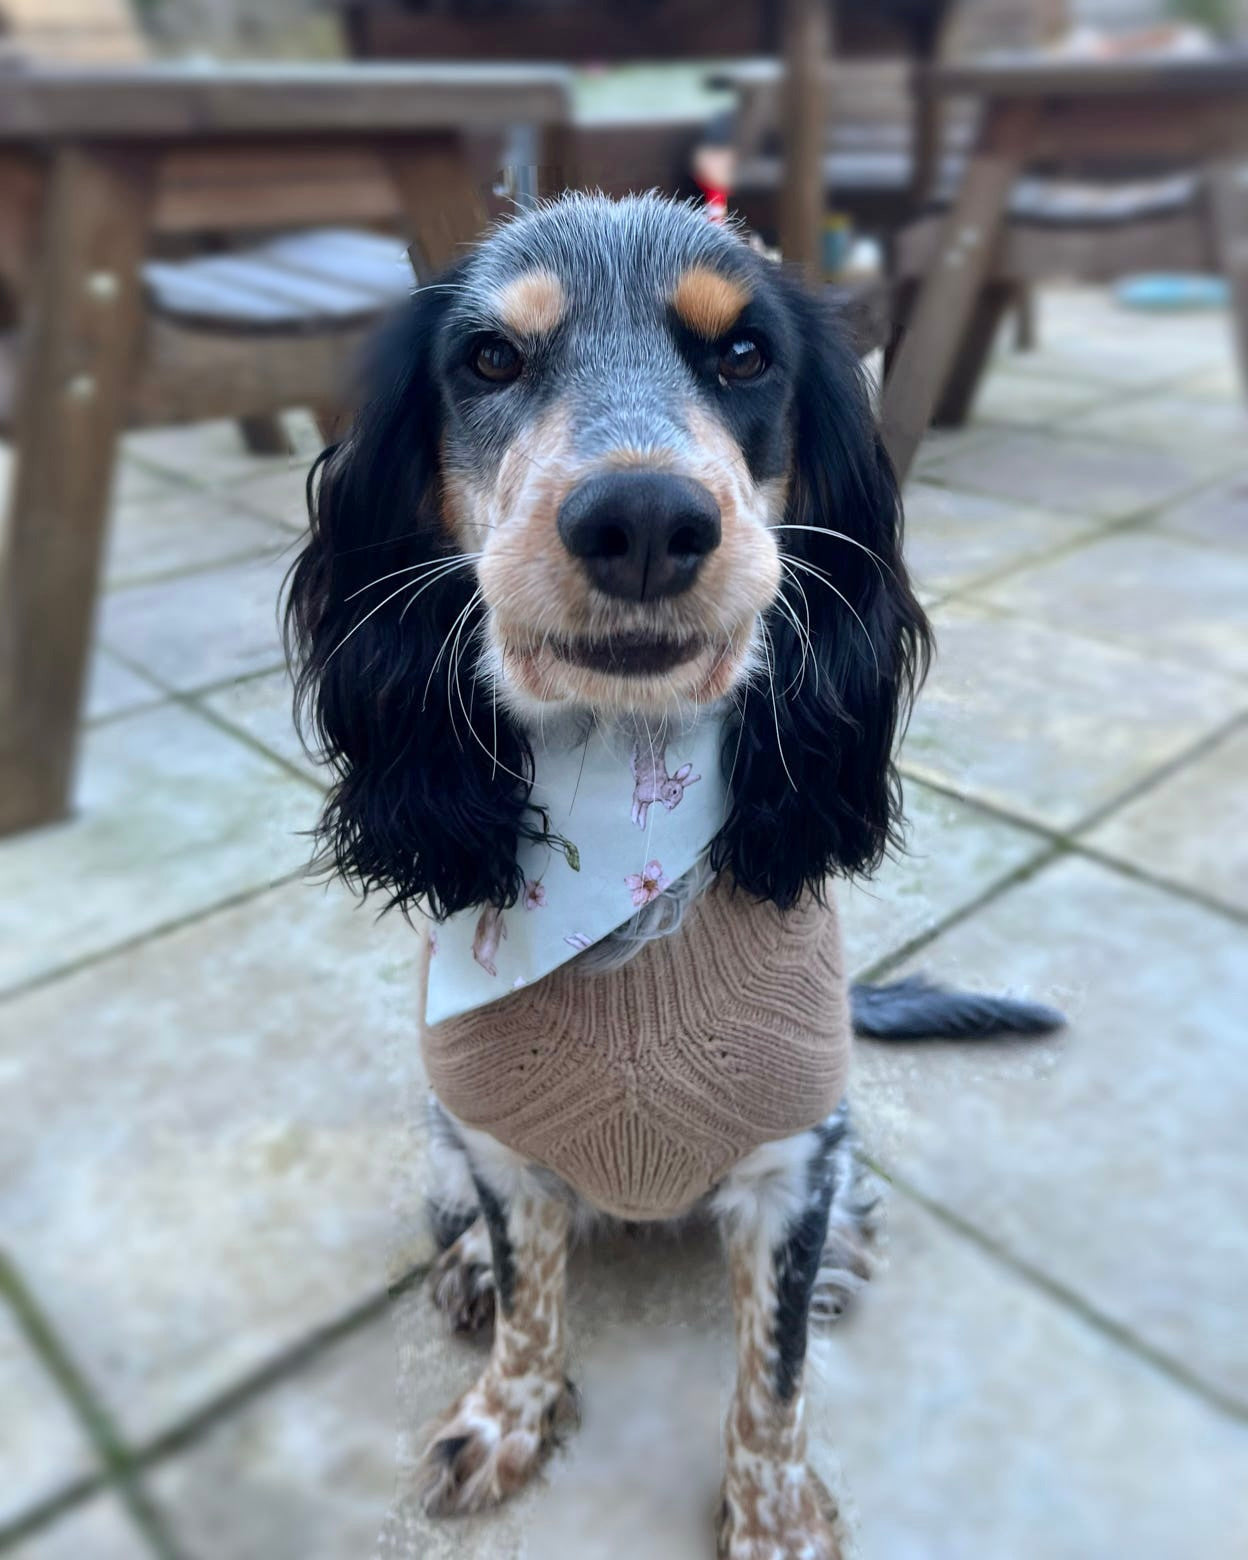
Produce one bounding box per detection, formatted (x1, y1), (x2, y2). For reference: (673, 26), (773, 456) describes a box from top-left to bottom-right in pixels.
(718, 336), (767, 383)
(470, 335), (523, 385)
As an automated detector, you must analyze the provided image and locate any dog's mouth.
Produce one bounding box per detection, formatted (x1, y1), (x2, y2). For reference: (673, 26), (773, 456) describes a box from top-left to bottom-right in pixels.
(550, 633), (704, 677)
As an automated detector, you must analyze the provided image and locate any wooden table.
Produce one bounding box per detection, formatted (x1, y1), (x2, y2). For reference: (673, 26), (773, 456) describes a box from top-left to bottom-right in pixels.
(880, 51), (1248, 484)
(0, 63), (573, 837)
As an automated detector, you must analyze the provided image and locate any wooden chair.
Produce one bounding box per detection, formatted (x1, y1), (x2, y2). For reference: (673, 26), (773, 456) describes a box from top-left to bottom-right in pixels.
(722, 1), (1070, 262)
(892, 170), (1209, 424)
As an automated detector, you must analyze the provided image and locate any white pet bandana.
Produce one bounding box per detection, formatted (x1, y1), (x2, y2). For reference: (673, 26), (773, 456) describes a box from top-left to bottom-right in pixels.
(424, 717), (730, 1024)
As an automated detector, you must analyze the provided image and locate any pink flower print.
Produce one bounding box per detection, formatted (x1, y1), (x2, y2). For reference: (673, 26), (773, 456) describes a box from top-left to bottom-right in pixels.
(523, 879), (547, 911)
(564, 931), (593, 951)
(626, 859), (668, 907)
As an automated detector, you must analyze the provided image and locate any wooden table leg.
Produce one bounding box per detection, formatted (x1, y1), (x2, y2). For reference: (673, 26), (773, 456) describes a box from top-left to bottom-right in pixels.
(779, 0), (831, 280)
(538, 120), (577, 201)
(384, 133), (489, 277)
(0, 145), (157, 836)
(880, 103), (1035, 485)
(1206, 159), (1248, 398)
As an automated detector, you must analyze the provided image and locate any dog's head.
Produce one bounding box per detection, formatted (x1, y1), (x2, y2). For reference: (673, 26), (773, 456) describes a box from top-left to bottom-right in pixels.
(286, 194), (929, 918)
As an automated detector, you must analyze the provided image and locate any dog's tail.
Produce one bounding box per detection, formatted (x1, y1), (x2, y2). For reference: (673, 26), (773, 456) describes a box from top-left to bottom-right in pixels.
(850, 975), (1065, 1040)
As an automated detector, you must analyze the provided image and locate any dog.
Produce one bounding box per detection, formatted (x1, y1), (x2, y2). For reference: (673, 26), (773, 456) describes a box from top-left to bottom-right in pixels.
(285, 194), (1060, 1558)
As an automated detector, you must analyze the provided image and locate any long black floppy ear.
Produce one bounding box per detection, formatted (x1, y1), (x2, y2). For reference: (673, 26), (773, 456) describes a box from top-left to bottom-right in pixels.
(284, 280), (535, 920)
(713, 281), (932, 909)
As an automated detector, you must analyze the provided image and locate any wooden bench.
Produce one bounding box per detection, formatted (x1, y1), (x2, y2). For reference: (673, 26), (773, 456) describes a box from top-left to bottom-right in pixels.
(880, 52), (1248, 481)
(0, 63), (574, 838)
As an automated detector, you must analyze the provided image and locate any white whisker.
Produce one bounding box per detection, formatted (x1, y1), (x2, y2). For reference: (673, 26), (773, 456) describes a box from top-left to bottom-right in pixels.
(782, 555), (881, 679)
(758, 619), (797, 792)
(772, 524), (894, 584)
(344, 552), (481, 603)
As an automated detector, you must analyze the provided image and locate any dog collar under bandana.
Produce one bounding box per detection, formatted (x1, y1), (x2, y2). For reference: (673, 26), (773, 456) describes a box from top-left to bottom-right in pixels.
(424, 716), (730, 1024)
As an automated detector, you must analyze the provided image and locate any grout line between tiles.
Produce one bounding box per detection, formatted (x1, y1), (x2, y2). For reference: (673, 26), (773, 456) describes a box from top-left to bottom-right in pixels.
(869, 1164), (1248, 1426)
(854, 841), (1069, 986)
(105, 541), (296, 598)
(0, 870), (307, 1009)
(0, 1472), (107, 1554)
(0, 1255), (180, 1559)
(0, 1262), (428, 1554)
(897, 711), (1248, 930)
(128, 1264), (428, 1476)
(89, 645), (326, 797)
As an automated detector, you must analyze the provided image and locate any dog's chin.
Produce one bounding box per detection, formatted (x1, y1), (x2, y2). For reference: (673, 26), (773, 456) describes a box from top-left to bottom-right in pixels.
(495, 626), (755, 715)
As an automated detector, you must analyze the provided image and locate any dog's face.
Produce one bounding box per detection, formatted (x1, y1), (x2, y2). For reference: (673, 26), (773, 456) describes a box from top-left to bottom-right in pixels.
(287, 195), (929, 919)
(433, 203), (795, 714)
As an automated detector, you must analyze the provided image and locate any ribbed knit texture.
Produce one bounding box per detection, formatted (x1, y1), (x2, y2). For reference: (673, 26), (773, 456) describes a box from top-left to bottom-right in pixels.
(421, 877), (851, 1220)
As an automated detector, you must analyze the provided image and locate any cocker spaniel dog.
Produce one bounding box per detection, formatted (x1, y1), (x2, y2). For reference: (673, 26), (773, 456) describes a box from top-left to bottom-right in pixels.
(286, 194), (1059, 1559)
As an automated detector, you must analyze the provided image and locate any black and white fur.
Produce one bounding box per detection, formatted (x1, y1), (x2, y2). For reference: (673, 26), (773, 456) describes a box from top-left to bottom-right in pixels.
(285, 194), (1061, 1556)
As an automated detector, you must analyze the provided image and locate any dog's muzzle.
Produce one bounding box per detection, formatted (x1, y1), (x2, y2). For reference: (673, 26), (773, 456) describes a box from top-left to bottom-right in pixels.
(556, 471), (721, 602)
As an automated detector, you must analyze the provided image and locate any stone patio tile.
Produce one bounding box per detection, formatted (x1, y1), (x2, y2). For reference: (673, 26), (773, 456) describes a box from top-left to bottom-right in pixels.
(0, 703), (314, 993)
(111, 459), (185, 509)
(1029, 284), (1137, 339)
(910, 426), (993, 479)
(123, 420), (297, 487)
(98, 550), (293, 694)
(813, 1194), (1248, 1560)
(0, 1306), (99, 1526)
(840, 779), (1045, 978)
(901, 482), (1095, 597)
(1007, 307), (1230, 387)
(900, 601), (1243, 831)
(971, 366), (1113, 428)
(151, 1315), (398, 1560)
(1176, 359), (1241, 401)
(379, 1194), (1247, 1560)
(198, 670), (327, 785)
(105, 489), (285, 590)
(1059, 391), (1248, 468)
(229, 464), (315, 533)
(980, 529), (1248, 680)
(919, 429), (1209, 518)
(0, 876), (428, 1446)
(1084, 724), (1248, 916)
(853, 854), (1248, 1407)
(8, 1498), (151, 1559)
(1151, 468), (1248, 551)
(84, 649), (164, 724)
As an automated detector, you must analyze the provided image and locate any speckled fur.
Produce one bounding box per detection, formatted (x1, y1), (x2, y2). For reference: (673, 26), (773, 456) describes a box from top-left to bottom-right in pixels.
(425, 1101), (872, 1549)
(418, 1174), (578, 1515)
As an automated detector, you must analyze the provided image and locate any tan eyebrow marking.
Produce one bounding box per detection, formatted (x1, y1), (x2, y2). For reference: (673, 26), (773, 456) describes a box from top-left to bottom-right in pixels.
(492, 268), (566, 337)
(669, 266), (751, 340)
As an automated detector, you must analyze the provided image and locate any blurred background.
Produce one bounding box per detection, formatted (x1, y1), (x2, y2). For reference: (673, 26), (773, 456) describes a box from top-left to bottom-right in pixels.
(1, 2), (1246, 1558)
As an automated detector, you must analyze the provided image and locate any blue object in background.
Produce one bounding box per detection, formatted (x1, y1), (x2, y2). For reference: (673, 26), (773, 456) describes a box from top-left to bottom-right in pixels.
(1115, 273), (1232, 311)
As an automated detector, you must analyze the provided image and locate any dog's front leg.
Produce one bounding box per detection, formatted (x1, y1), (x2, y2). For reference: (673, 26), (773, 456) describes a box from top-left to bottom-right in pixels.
(713, 1125), (846, 1560)
(419, 1138), (577, 1516)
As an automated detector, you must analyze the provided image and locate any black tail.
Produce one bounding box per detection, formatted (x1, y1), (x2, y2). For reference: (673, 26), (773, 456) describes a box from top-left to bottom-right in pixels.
(850, 975), (1065, 1040)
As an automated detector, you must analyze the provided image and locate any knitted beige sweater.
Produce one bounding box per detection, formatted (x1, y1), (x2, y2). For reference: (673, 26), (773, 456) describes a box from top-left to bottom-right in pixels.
(421, 877), (852, 1220)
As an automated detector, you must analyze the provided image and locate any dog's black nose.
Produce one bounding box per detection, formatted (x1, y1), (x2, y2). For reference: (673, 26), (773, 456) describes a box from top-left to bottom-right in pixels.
(557, 472), (721, 601)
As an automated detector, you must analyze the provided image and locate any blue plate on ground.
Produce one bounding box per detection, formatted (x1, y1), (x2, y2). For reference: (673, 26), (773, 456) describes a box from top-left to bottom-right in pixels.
(1115, 274), (1231, 311)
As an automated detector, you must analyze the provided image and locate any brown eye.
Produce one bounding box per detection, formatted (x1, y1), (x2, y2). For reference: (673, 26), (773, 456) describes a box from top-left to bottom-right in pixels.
(471, 335), (523, 384)
(719, 336), (766, 383)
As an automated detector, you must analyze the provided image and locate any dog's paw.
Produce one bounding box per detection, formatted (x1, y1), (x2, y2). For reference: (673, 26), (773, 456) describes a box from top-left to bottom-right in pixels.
(716, 1465), (844, 1560)
(418, 1372), (580, 1516)
(430, 1216), (496, 1336)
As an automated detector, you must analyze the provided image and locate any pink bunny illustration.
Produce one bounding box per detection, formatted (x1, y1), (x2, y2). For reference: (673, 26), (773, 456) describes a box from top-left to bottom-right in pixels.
(472, 904), (506, 977)
(630, 738), (701, 829)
